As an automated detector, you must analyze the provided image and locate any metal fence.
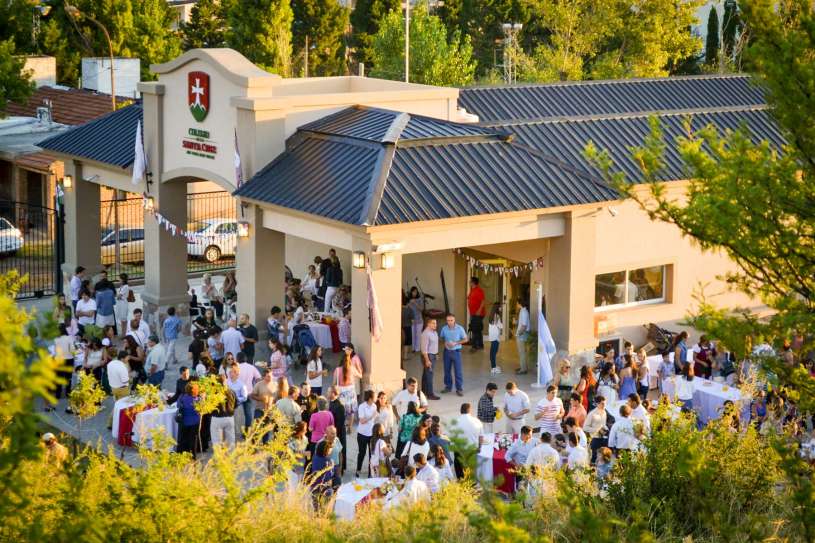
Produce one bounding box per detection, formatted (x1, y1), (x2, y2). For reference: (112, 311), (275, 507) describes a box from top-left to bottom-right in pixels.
(100, 190), (236, 280)
(0, 200), (63, 299)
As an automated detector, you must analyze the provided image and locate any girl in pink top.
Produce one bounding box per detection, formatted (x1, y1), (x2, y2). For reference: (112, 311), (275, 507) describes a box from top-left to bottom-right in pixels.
(268, 338), (287, 381)
(308, 396), (335, 443)
(334, 343), (364, 432)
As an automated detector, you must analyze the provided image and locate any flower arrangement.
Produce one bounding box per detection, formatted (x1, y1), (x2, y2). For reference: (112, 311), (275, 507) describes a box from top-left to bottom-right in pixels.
(497, 434), (514, 450)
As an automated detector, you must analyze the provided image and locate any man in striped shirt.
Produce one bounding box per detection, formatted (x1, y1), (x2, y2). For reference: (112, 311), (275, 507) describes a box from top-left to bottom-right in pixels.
(534, 385), (565, 436)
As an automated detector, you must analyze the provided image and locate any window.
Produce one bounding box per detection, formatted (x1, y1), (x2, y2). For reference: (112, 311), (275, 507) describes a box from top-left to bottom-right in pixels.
(215, 222), (236, 234)
(594, 265), (666, 309)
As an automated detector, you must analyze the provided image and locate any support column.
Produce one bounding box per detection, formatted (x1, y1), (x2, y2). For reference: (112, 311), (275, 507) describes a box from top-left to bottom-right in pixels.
(546, 209), (597, 360)
(236, 204), (285, 330)
(351, 238), (405, 393)
(61, 160), (102, 289)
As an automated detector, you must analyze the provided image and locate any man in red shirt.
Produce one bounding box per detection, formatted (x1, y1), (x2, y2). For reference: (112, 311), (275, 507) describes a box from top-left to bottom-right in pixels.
(467, 277), (486, 351)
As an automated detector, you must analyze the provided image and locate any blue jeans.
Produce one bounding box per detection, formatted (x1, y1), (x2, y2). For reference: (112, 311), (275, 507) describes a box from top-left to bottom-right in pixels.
(422, 353), (436, 396)
(443, 349), (463, 392)
(241, 400), (253, 429)
(147, 370), (165, 386)
(489, 341), (500, 368)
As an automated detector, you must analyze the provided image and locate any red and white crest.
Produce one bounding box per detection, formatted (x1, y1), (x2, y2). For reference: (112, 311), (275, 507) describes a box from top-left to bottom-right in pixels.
(188, 71), (210, 122)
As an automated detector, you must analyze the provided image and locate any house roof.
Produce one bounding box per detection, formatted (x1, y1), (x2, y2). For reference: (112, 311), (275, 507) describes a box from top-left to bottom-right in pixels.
(498, 107), (786, 182)
(4, 86), (130, 126)
(0, 116), (68, 159)
(234, 105), (617, 226)
(36, 103), (142, 168)
(458, 75), (765, 123)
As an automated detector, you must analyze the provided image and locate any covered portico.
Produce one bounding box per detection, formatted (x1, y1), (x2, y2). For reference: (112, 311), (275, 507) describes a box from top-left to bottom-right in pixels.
(235, 106), (618, 391)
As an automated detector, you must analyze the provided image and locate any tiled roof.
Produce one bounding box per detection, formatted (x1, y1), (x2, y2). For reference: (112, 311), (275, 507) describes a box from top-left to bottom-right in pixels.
(235, 106), (617, 226)
(459, 75), (765, 123)
(14, 151), (56, 173)
(4, 86), (130, 126)
(500, 107), (786, 182)
(36, 103), (142, 168)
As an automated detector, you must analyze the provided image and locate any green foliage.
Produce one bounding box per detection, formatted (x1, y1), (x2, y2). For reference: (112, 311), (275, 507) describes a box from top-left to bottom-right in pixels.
(194, 374), (227, 417)
(69, 373), (106, 422)
(705, 5), (720, 65)
(0, 0), (34, 53)
(0, 38), (34, 115)
(460, 0), (530, 77)
(225, 0), (293, 75)
(350, 0), (400, 69)
(133, 382), (164, 410)
(129, 0), (183, 80)
(370, 2), (476, 86)
(722, 0), (742, 61)
(292, 0), (350, 76)
(181, 0), (226, 49)
(38, 18), (81, 86)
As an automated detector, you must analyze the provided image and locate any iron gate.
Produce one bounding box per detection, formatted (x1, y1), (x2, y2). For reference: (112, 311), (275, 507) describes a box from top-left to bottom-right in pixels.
(0, 200), (63, 299)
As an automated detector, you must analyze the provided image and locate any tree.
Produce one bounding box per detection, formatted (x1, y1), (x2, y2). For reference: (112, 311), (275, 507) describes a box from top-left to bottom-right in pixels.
(292, 0), (350, 77)
(0, 0), (34, 53)
(182, 0), (226, 49)
(722, 0), (743, 61)
(460, 0), (530, 77)
(131, 0), (183, 80)
(705, 5), (720, 65)
(350, 0), (399, 70)
(68, 373), (106, 448)
(0, 39), (34, 115)
(226, 0), (293, 75)
(369, 2), (476, 87)
(38, 18), (81, 86)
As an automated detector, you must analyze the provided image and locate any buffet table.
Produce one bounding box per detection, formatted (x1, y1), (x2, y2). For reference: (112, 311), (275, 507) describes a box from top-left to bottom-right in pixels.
(662, 376), (750, 424)
(132, 405), (178, 449)
(476, 433), (517, 493)
(334, 477), (390, 520)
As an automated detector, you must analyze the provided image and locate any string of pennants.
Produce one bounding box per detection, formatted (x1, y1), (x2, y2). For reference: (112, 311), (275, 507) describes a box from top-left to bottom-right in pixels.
(453, 248), (544, 277)
(141, 192), (210, 242)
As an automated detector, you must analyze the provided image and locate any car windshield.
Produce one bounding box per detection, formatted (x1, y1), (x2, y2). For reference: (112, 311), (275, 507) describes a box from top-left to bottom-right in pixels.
(0, 218), (13, 230)
(188, 221), (210, 233)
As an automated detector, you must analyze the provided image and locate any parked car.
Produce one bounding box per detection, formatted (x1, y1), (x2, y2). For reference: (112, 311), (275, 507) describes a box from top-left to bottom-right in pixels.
(100, 227), (145, 265)
(186, 218), (237, 263)
(0, 217), (23, 256)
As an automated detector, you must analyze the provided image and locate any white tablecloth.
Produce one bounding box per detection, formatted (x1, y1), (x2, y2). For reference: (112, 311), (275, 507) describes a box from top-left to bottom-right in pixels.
(334, 478), (389, 521)
(306, 322), (333, 350)
(662, 377), (748, 424)
(111, 396), (139, 439)
(133, 405), (178, 449)
(476, 433), (498, 481)
(646, 355), (663, 388)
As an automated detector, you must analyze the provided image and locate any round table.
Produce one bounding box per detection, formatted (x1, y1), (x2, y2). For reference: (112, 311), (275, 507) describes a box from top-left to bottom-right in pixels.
(111, 396), (139, 440)
(132, 405), (179, 449)
(306, 322), (333, 350)
(334, 477), (389, 521)
(661, 377), (750, 424)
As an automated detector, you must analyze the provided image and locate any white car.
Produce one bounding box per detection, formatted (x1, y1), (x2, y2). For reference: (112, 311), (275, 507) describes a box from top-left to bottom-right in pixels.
(0, 217), (24, 256)
(186, 218), (237, 263)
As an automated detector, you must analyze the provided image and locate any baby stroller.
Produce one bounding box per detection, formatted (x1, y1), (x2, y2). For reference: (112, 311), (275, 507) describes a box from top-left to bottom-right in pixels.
(292, 324), (317, 365)
(645, 323), (676, 355)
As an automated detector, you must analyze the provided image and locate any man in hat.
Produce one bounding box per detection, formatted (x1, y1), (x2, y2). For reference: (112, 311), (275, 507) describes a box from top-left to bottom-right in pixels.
(42, 433), (69, 464)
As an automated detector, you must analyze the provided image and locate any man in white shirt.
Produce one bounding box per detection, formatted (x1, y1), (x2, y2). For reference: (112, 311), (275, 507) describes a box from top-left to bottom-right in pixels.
(627, 393), (651, 436)
(534, 385), (565, 436)
(505, 425), (536, 466)
(608, 404), (639, 452)
(220, 318), (245, 358)
(235, 353), (261, 431)
(106, 349), (131, 427)
(392, 377), (428, 418)
(563, 417), (587, 449)
(525, 432), (560, 470)
(145, 335), (167, 386)
(69, 266), (85, 310)
(132, 308), (151, 339)
(75, 290), (96, 329)
(515, 300), (530, 374)
(414, 453), (441, 493)
(565, 432), (589, 470)
(454, 403), (483, 447)
(385, 465), (430, 509)
(503, 381), (530, 434)
(127, 319), (147, 350)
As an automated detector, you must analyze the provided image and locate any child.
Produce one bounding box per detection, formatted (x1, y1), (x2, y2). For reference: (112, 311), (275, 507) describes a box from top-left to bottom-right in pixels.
(657, 352), (675, 394)
(338, 308), (351, 348)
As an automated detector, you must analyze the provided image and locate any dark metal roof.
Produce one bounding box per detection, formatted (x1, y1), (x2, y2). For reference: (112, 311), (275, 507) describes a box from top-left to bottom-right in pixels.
(37, 103), (142, 168)
(235, 105), (617, 226)
(502, 107), (786, 182)
(459, 75), (765, 123)
(234, 135), (383, 224)
(300, 105), (498, 142)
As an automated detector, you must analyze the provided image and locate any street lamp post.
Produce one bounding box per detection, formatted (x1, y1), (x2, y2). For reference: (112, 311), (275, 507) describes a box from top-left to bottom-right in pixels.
(65, 5), (116, 111)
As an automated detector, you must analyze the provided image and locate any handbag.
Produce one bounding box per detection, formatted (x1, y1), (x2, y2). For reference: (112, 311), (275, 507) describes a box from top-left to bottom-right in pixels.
(175, 396), (185, 424)
(127, 289), (136, 303)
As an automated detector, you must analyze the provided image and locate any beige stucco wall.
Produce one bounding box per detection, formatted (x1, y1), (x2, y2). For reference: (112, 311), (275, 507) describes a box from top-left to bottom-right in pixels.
(592, 187), (761, 347)
(402, 250), (467, 319)
(285, 235), (351, 283)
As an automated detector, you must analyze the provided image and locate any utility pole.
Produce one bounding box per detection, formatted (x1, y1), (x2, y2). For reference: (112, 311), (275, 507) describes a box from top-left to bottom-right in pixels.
(66, 5), (116, 111)
(405, 0), (410, 83)
(501, 22), (523, 85)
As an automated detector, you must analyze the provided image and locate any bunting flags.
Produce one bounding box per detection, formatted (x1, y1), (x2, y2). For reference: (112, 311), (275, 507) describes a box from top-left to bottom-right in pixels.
(366, 265), (384, 341)
(132, 120), (147, 185)
(142, 193), (213, 242)
(453, 248), (544, 275)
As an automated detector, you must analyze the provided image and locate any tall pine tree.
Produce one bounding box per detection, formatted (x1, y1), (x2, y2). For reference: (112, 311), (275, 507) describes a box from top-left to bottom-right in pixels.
(350, 0), (399, 70)
(226, 0), (293, 75)
(182, 0), (226, 49)
(722, 0), (741, 61)
(705, 6), (720, 66)
(131, 0), (183, 80)
(292, 0), (349, 77)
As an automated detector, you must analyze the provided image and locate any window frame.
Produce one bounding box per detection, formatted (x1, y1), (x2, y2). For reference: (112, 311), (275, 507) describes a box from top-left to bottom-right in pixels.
(594, 265), (667, 312)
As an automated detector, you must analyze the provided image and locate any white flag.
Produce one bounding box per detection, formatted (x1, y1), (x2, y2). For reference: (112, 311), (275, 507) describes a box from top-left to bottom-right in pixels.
(366, 266), (384, 342)
(536, 308), (556, 386)
(132, 120), (147, 185)
(234, 128), (243, 187)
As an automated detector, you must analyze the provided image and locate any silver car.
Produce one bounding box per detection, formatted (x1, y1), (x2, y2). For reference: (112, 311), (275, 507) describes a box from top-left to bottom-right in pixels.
(0, 217), (23, 256)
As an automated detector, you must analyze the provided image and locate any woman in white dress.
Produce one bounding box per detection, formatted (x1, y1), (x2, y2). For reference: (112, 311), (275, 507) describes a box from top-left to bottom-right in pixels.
(429, 444), (455, 483)
(115, 273), (131, 338)
(375, 391), (396, 443)
(301, 265), (319, 297)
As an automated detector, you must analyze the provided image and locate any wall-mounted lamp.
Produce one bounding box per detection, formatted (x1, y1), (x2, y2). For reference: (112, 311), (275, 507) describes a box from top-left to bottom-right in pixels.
(352, 251), (366, 269)
(381, 252), (395, 269)
(62, 175), (72, 189)
(237, 220), (250, 238)
(144, 196), (155, 211)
